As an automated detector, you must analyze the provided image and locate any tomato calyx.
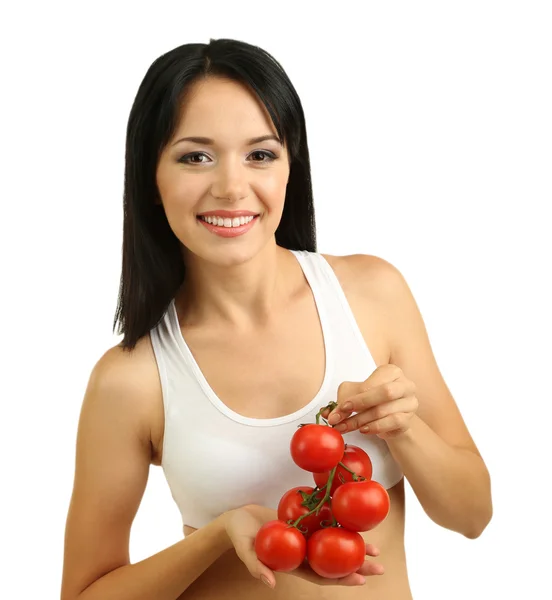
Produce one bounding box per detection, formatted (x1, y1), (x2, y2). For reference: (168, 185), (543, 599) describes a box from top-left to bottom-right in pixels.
(290, 466), (338, 532)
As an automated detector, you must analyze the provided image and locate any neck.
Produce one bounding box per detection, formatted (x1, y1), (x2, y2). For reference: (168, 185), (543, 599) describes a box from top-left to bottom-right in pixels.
(177, 243), (294, 328)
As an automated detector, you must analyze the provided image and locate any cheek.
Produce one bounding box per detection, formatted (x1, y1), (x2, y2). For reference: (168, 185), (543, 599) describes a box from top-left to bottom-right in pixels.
(254, 171), (288, 211)
(159, 174), (205, 214)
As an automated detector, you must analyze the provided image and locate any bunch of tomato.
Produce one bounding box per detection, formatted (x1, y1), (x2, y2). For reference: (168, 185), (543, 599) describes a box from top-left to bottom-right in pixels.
(254, 402), (390, 579)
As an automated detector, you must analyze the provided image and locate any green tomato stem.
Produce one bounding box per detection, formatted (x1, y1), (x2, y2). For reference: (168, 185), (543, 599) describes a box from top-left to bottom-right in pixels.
(314, 401), (338, 425)
(337, 460), (366, 482)
(291, 466), (337, 529)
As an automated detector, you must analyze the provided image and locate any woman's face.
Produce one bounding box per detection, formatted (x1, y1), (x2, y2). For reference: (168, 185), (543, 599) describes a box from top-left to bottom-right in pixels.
(156, 76), (291, 267)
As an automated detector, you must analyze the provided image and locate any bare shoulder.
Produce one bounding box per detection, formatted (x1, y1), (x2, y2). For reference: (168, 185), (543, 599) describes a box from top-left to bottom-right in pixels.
(321, 253), (410, 327)
(322, 252), (426, 355)
(96, 334), (158, 378)
(88, 335), (163, 461)
(322, 253), (406, 300)
(61, 335), (163, 599)
(321, 253), (407, 366)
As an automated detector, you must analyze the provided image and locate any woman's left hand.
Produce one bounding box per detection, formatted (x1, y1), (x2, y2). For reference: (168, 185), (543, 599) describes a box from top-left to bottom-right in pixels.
(324, 365), (419, 440)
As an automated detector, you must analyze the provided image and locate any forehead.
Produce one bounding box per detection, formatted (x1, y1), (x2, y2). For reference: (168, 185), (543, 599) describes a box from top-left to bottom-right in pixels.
(175, 77), (276, 137)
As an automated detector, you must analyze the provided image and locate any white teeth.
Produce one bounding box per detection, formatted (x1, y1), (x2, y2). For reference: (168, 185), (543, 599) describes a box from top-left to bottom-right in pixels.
(201, 215), (255, 228)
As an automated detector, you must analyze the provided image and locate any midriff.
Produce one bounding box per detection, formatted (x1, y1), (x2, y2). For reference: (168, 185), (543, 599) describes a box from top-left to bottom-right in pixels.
(177, 479), (412, 600)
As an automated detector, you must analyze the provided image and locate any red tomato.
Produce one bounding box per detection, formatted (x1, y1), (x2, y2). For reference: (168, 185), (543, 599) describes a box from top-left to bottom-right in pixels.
(290, 424), (345, 473)
(313, 444), (373, 496)
(254, 520), (307, 571)
(277, 486), (333, 539)
(307, 527), (366, 578)
(332, 480), (390, 532)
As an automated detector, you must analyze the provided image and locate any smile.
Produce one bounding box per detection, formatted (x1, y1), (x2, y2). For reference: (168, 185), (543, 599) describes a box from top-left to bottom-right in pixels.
(197, 214), (259, 238)
(198, 214), (256, 228)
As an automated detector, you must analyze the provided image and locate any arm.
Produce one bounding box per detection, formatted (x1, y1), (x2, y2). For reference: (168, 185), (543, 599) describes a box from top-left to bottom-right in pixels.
(328, 255), (493, 538)
(386, 415), (492, 538)
(60, 344), (232, 600)
(78, 519), (231, 600)
(375, 257), (493, 538)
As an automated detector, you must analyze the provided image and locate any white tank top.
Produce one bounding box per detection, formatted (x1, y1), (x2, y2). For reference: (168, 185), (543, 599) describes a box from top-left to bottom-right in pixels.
(150, 250), (403, 529)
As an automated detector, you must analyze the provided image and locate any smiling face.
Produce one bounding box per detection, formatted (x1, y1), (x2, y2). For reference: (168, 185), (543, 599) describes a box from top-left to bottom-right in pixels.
(156, 76), (291, 267)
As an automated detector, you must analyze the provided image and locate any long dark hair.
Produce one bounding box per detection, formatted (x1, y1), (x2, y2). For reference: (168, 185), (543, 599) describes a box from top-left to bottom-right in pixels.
(113, 38), (317, 351)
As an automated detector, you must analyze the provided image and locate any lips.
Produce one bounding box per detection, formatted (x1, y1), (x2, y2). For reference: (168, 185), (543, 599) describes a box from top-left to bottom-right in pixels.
(197, 213), (259, 238)
(197, 210), (259, 218)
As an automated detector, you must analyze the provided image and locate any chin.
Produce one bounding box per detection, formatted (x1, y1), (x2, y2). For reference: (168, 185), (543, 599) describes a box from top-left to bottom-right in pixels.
(184, 238), (269, 269)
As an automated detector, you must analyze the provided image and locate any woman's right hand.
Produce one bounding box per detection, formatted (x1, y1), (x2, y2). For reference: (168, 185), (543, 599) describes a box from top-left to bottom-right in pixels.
(223, 504), (384, 589)
(223, 505), (278, 588)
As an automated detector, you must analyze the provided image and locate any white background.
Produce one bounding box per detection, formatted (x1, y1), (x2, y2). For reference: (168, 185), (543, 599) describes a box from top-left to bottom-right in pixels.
(1, 1), (551, 598)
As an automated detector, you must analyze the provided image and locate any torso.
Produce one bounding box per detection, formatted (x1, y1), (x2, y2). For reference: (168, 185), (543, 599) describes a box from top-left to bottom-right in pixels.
(144, 251), (413, 599)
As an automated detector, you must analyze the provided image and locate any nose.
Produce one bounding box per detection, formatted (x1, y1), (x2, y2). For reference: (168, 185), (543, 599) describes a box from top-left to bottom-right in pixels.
(210, 159), (248, 202)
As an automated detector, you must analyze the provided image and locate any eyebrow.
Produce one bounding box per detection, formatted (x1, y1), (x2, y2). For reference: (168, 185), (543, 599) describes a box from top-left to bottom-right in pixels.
(171, 134), (281, 147)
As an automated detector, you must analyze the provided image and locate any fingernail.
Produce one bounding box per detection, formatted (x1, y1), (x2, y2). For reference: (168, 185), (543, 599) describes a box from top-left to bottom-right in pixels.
(261, 575), (273, 588)
(342, 401), (353, 411)
(328, 413), (341, 425)
(335, 423), (347, 432)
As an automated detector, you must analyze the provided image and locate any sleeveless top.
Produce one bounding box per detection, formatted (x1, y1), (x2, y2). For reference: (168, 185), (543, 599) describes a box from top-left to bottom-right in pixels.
(150, 250), (403, 529)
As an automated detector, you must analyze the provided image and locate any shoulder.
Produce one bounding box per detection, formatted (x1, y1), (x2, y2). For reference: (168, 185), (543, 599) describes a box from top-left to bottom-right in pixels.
(321, 253), (410, 303)
(323, 253), (434, 369)
(85, 335), (162, 454)
(90, 335), (159, 394)
(320, 253), (415, 365)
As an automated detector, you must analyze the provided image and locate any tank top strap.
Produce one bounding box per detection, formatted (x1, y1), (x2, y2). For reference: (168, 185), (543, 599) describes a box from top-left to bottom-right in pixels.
(289, 250), (378, 378)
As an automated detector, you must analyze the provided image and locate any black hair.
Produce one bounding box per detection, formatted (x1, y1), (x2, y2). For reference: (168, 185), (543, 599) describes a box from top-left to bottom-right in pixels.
(113, 38), (316, 350)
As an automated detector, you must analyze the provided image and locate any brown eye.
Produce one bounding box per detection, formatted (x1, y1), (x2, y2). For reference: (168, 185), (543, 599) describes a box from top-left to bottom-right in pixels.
(249, 150), (276, 162)
(179, 152), (210, 164)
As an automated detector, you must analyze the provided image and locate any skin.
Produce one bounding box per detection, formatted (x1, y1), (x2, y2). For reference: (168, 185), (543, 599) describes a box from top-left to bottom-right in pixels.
(61, 76), (492, 600)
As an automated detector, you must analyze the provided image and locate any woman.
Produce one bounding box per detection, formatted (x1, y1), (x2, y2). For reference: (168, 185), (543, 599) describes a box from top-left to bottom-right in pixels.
(60, 38), (492, 599)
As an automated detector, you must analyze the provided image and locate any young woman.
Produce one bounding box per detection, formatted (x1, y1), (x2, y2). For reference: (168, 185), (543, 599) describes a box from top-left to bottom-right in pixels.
(60, 38), (492, 600)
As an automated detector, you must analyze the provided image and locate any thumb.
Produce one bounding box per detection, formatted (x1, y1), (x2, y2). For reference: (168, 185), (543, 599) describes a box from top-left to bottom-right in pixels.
(252, 557), (276, 588)
(234, 540), (276, 588)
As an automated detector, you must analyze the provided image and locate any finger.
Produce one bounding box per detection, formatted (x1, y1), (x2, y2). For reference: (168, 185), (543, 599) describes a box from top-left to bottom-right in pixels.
(334, 398), (416, 433)
(328, 383), (364, 424)
(350, 381), (407, 410)
(292, 563), (338, 586)
(371, 363), (403, 383)
(337, 381), (363, 404)
(357, 559), (385, 577)
(253, 558), (276, 588)
(293, 562), (366, 587)
(329, 381), (407, 424)
(359, 412), (412, 436)
(335, 571), (368, 586)
(365, 543), (380, 557)
(235, 542), (276, 588)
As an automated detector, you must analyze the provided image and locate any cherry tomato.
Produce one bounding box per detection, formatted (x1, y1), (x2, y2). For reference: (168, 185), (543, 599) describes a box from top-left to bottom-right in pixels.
(332, 480), (390, 532)
(307, 527), (366, 578)
(290, 424), (345, 473)
(313, 444), (373, 496)
(277, 486), (333, 538)
(254, 520), (307, 571)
